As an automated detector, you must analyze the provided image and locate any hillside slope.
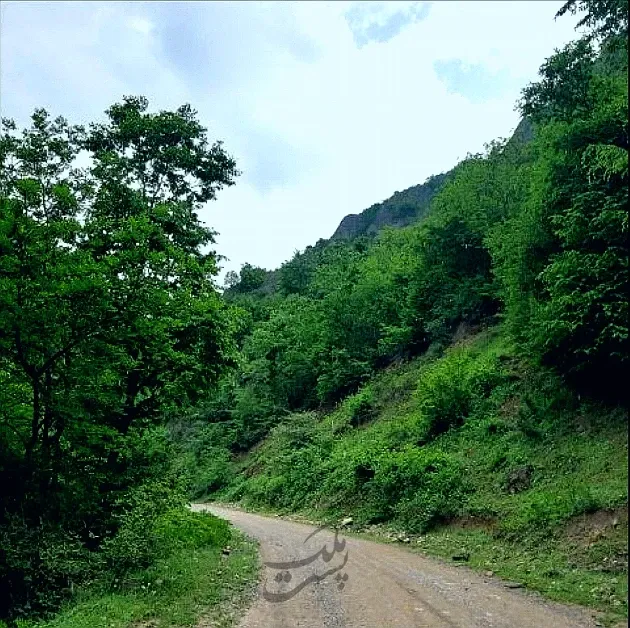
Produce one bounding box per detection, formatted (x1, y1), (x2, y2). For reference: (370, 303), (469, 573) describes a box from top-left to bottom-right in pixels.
(204, 326), (628, 625)
(204, 10), (628, 625)
(227, 116), (534, 299)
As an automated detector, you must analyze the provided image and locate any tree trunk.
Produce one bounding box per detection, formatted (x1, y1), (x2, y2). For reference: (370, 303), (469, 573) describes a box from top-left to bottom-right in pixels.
(26, 377), (41, 463)
(40, 369), (53, 502)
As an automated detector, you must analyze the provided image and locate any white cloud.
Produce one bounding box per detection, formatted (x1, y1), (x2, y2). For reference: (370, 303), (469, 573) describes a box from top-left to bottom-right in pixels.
(0, 1), (582, 279)
(127, 16), (154, 36)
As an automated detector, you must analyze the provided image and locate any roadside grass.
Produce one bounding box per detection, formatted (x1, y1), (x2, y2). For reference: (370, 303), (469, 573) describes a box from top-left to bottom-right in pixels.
(14, 515), (259, 628)
(408, 517), (628, 627)
(205, 326), (628, 623)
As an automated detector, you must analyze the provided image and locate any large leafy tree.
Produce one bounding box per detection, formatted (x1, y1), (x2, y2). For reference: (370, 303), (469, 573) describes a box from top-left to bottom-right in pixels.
(0, 97), (239, 617)
(80, 96), (240, 435)
(505, 0), (629, 394)
(556, 0), (628, 40)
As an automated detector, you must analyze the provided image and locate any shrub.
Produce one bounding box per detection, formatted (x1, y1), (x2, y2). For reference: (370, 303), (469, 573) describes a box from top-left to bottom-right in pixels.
(414, 344), (505, 443)
(343, 387), (376, 428)
(190, 447), (232, 498)
(315, 438), (388, 513)
(102, 478), (188, 576)
(0, 516), (100, 619)
(242, 474), (288, 509)
(362, 447), (465, 530)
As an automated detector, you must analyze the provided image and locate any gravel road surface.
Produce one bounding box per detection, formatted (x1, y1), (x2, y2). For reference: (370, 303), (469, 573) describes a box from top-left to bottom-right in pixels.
(192, 504), (600, 628)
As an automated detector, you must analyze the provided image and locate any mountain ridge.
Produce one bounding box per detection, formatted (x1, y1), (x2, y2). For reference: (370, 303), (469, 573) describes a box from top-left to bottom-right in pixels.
(330, 171), (451, 240)
(329, 117), (534, 242)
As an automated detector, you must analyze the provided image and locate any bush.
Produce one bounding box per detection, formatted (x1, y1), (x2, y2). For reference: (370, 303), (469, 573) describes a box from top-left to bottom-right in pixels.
(313, 438), (388, 514)
(365, 447), (465, 531)
(102, 478), (188, 576)
(414, 346), (504, 443)
(342, 387), (376, 428)
(242, 474), (288, 509)
(190, 447), (232, 498)
(0, 516), (100, 619)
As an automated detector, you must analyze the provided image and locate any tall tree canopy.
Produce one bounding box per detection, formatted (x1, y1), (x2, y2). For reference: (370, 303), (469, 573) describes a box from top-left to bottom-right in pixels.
(0, 98), (239, 618)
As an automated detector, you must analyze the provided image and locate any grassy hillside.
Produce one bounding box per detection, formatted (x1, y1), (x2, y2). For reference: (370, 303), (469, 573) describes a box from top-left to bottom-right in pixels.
(205, 326), (628, 624)
(194, 17), (628, 624)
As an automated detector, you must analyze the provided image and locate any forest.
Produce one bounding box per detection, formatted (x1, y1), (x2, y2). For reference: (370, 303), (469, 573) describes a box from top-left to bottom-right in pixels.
(0, 0), (627, 626)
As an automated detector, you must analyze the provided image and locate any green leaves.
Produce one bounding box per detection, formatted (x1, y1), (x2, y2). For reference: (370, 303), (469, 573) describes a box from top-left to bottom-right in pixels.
(85, 95), (239, 208)
(494, 6), (629, 394)
(0, 98), (240, 620)
(519, 39), (596, 124)
(556, 0), (628, 41)
(582, 144), (628, 181)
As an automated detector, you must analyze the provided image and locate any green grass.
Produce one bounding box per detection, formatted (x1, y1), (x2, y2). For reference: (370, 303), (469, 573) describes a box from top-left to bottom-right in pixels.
(411, 521), (627, 626)
(204, 326), (628, 623)
(18, 515), (259, 628)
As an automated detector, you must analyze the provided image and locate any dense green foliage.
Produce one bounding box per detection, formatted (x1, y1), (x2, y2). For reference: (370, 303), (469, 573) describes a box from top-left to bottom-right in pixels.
(1, 1), (627, 624)
(190, 1), (627, 465)
(212, 330), (628, 620)
(217, 329), (627, 529)
(17, 514), (257, 628)
(0, 98), (240, 622)
(180, 2), (627, 619)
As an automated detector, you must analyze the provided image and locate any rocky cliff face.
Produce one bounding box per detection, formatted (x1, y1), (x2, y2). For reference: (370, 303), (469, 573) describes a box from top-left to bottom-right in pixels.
(232, 119), (535, 298)
(330, 118), (534, 241)
(508, 117), (534, 146)
(330, 171), (451, 240)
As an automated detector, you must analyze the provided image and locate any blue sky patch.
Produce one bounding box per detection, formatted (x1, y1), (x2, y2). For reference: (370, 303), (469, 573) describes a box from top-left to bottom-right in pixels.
(345, 1), (431, 48)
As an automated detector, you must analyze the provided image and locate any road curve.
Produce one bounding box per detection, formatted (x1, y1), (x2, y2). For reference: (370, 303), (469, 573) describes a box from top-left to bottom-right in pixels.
(193, 504), (599, 628)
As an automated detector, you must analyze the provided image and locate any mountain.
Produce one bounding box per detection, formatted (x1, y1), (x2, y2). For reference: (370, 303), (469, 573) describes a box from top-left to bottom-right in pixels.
(330, 171), (451, 240)
(507, 116), (534, 147)
(226, 118), (536, 298)
(330, 117), (535, 242)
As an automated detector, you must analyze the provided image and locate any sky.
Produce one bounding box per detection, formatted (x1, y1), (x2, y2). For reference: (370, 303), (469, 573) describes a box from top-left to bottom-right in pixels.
(1, 1), (582, 280)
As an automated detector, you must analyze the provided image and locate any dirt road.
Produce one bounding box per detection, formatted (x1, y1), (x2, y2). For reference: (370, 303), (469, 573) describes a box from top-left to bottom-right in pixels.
(192, 504), (600, 628)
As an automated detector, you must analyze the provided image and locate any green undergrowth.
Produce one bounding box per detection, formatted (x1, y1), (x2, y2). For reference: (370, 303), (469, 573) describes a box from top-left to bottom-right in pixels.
(12, 511), (258, 628)
(206, 327), (628, 621)
(406, 516), (628, 626)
